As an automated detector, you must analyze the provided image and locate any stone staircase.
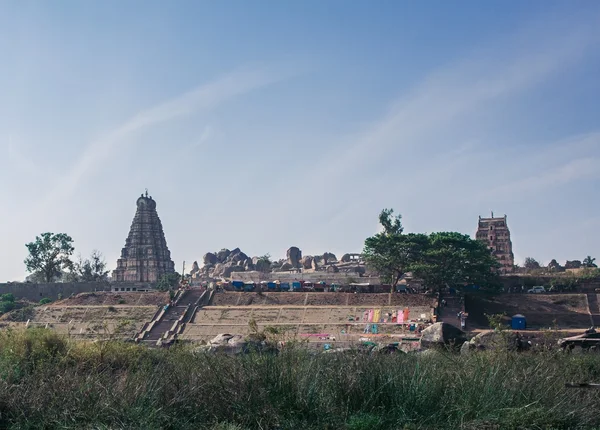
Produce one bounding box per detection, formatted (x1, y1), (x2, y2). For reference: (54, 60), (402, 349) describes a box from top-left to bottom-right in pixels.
(437, 295), (464, 329)
(136, 288), (208, 346)
(586, 293), (600, 327)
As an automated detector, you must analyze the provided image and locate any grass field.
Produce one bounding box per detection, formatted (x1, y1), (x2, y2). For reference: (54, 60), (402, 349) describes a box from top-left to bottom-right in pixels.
(0, 328), (599, 429)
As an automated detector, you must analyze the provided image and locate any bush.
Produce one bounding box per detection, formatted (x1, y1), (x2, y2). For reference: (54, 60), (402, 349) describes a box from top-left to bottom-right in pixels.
(1, 293), (15, 302)
(3, 306), (35, 322)
(0, 330), (597, 429)
(0, 301), (15, 313)
(39, 298), (52, 305)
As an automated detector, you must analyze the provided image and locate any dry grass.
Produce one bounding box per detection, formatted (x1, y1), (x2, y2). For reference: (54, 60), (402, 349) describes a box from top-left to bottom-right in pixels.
(0, 328), (598, 429)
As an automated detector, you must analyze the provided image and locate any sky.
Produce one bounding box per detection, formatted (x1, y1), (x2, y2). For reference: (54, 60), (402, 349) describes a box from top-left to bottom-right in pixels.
(1, 1), (599, 281)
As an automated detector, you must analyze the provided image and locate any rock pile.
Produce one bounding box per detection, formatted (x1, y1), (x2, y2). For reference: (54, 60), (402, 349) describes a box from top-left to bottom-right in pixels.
(190, 246), (367, 280)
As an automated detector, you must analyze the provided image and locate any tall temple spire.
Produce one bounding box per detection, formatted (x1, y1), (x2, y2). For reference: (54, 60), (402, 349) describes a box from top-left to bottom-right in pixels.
(112, 193), (175, 282)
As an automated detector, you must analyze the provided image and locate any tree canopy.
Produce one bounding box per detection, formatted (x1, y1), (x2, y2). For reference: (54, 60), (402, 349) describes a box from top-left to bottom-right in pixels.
(364, 209), (501, 293)
(412, 232), (501, 292)
(74, 250), (109, 282)
(363, 209), (428, 287)
(524, 257), (541, 270)
(583, 256), (597, 268)
(24, 233), (75, 283)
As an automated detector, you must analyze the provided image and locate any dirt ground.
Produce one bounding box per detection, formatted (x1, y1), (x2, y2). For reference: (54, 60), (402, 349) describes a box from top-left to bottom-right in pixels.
(52, 292), (169, 307)
(466, 293), (591, 329)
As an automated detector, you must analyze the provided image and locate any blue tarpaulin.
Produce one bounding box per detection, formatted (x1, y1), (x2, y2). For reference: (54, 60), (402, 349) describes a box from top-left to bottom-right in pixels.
(232, 281), (244, 289)
(280, 283), (290, 291)
(292, 282), (302, 290)
(267, 282), (277, 289)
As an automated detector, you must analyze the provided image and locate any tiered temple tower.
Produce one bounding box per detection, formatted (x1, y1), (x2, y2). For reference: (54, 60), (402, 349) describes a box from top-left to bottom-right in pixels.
(475, 213), (514, 274)
(112, 192), (175, 282)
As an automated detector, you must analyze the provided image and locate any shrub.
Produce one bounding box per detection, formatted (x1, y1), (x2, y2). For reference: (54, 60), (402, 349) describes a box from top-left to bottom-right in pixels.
(118, 299), (126, 304)
(1, 293), (15, 302)
(3, 306), (35, 322)
(107, 306), (116, 312)
(0, 301), (15, 313)
(39, 298), (52, 305)
(0, 330), (596, 429)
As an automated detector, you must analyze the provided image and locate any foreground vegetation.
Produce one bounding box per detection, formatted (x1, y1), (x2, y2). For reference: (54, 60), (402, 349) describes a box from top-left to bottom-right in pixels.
(0, 329), (599, 429)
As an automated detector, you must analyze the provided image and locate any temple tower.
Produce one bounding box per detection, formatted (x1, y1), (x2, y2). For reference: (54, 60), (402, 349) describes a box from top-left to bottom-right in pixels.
(112, 192), (175, 282)
(475, 213), (514, 274)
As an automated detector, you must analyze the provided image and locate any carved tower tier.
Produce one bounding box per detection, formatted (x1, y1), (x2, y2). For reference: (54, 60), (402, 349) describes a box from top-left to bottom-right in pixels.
(475, 213), (514, 274)
(112, 193), (175, 282)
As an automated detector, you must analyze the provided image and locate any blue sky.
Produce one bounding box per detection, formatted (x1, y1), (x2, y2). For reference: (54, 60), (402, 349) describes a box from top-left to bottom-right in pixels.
(1, 1), (599, 280)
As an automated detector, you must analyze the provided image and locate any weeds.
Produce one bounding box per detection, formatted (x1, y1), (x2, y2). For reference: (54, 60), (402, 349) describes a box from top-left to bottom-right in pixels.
(0, 328), (598, 429)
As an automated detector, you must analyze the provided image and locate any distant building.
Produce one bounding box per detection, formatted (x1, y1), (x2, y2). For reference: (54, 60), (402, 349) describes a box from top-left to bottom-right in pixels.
(475, 213), (514, 274)
(112, 192), (175, 282)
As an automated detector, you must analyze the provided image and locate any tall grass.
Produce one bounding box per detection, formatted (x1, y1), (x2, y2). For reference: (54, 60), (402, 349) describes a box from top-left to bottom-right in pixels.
(0, 328), (598, 429)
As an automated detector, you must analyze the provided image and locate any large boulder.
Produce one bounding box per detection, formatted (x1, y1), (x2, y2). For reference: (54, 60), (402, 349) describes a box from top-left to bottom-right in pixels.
(203, 253), (217, 265)
(420, 322), (467, 349)
(230, 249), (249, 264)
(461, 331), (531, 355)
(326, 265), (339, 273)
(223, 265), (245, 277)
(190, 261), (200, 275)
(340, 253), (351, 263)
(286, 247), (302, 268)
(301, 256), (314, 269)
(278, 262), (294, 271)
(216, 249), (231, 262)
(212, 263), (225, 277)
(322, 252), (337, 264)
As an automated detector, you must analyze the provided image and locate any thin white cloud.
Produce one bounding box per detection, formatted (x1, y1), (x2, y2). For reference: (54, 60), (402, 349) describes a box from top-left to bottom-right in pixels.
(43, 65), (290, 205)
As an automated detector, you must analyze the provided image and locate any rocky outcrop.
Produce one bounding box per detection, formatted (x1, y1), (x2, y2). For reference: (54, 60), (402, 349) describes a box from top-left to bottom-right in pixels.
(203, 253), (217, 265)
(460, 331), (531, 355)
(420, 322), (466, 349)
(192, 246), (365, 280)
(217, 249), (231, 262)
(301, 256), (314, 270)
(287, 247), (302, 268)
(322, 252), (337, 264)
(190, 261), (200, 276)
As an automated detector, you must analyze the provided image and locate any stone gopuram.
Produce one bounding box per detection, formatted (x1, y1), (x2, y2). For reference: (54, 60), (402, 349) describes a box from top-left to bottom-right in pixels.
(112, 192), (175, 282)
(475, 213), (514, 274)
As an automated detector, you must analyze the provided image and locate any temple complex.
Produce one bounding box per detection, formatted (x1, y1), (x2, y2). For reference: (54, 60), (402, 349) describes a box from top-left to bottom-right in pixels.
(475, 213), (514, 274)
(112, 192), (175, 282)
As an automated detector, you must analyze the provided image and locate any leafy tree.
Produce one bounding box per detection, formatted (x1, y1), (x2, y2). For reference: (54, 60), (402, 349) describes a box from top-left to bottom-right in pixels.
(74, 250), (109, 282)
(24, 233), (75, 283)
(583, 256), (597, 268)
(156, 272), (181, 291)
(256, 254), (272, 273)
(412, 232), (501, 293)
(363, 209), (429, 289)
(523, 257), (541, 270)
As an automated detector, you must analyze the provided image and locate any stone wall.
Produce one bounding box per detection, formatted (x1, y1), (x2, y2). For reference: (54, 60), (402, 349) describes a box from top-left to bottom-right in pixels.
(0, 282), (112, 301)
(224, 271), (380, 284)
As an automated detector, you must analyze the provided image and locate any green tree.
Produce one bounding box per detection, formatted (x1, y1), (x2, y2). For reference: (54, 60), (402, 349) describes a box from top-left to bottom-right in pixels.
(256, 254), (272, 273)
(524, 257), (541, 270)
(24, 233), (75, 283)
(583, 256), (597, 268)
(156, 272), (181, 291)
(74, 250), (109, 282)
(412, 232), (501, 293)
(363, 209), (428, 289)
